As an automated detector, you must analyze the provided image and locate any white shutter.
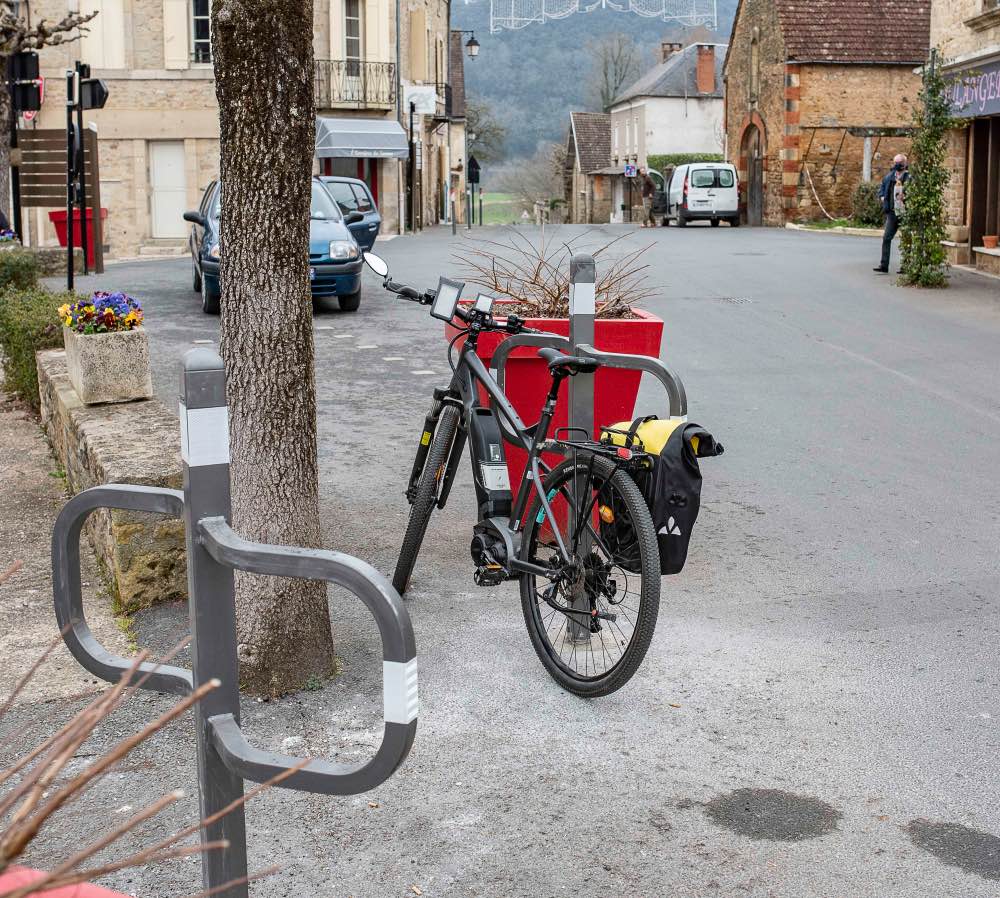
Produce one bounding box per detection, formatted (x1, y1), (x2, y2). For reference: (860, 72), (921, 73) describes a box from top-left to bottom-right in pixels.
(364, 0), (379, 62)
(163, 0), (190, 70)
(329, 0), (344, 59)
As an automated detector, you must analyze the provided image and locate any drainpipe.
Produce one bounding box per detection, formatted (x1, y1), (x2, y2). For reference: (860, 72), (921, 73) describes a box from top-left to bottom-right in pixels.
(396, 0), (403, 234)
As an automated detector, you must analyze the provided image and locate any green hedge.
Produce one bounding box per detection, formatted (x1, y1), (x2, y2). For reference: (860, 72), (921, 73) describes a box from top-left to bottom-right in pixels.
(647, 153), (725, 174)
(0, 248), (41, 291)
(0, 287), (73, 410)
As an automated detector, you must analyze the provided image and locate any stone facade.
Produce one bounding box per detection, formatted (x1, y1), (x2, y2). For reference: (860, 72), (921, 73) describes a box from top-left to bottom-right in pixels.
(724, 0), (926, 225)
(22, 0), (461, 255)
(37, 349), (186, 614)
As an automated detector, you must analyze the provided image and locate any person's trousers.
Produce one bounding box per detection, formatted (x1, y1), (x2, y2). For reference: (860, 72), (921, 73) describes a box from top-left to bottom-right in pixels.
(642, 198), (653, 225)
(880, 211), (900, 269)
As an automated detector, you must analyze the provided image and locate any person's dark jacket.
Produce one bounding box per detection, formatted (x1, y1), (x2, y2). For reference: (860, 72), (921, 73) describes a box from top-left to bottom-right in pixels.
(879, 168), (911, 214)
(641, 175), (655, 199)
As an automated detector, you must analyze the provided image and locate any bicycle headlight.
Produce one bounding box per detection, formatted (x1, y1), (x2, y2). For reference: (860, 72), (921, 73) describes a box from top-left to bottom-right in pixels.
(329, 240), (359, 261)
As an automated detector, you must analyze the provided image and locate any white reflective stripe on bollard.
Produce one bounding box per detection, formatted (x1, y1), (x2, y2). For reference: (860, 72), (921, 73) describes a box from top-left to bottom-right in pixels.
(383, 658), (419, 724)
(179, 402), (230, 467)
(569, 282), (596, 317)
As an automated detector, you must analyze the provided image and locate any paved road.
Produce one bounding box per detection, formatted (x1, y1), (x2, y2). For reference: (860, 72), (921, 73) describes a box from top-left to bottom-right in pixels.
(32, 225), (1000, 896)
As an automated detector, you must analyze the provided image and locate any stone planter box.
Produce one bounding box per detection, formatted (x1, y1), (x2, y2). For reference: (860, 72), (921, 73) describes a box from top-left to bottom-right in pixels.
(63, 327), (153, 405)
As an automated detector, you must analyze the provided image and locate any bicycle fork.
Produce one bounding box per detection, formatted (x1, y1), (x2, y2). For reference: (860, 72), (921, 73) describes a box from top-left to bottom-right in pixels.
(406, 388), (466, 509)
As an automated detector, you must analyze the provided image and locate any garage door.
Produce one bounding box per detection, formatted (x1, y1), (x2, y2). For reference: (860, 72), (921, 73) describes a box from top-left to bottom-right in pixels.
(149, 141), (187, 238)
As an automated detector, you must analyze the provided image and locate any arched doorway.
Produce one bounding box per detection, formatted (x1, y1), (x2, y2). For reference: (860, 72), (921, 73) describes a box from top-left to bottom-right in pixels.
(742, 124), (764, 226)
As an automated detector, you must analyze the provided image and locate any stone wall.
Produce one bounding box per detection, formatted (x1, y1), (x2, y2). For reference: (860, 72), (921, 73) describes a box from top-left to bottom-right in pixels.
(932, 0), (1000, 61)
(795, 64), (918, 221)
(37, 350), (186, 614)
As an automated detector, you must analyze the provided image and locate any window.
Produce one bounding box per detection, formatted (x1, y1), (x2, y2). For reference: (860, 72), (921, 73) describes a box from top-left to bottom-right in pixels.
(718, 169), (735, 187)
(691, 169), (716, 188)
(749, 27), (760, 103)
(325, 180), (359, 212)
(613, 124), (618, 150)
(311, 181), (344, 221)
(192, 0), (211, 64)
(345, 0), (362, 76)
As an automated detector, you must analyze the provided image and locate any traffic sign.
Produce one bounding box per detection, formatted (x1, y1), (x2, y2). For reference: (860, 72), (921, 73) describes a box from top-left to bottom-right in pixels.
(624, 163), (637, 178)
(80, 78), (109, 110)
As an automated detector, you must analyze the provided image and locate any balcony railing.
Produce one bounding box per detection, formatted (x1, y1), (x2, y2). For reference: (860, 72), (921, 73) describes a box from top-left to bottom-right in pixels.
(314, 60), (396, 110)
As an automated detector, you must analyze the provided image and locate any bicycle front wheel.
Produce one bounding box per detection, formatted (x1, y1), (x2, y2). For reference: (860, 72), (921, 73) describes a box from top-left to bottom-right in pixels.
(392, 404), (460, 596)
(519, 454), (660, 697)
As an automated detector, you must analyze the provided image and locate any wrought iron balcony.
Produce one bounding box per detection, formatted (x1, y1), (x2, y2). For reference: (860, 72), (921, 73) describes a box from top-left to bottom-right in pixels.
(314, 60), (396, 110)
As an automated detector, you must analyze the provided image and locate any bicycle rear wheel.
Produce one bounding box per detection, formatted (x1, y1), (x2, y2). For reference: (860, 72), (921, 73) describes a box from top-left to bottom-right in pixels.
(392, 404), (460, 595)
(519, 454), (660, 697)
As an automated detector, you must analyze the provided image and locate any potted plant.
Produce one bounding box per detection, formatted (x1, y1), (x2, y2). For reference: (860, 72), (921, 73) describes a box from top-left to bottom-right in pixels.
(983, 235), (998, 250)
(448, 230), (663, 489)
(59, 291), (152, 405)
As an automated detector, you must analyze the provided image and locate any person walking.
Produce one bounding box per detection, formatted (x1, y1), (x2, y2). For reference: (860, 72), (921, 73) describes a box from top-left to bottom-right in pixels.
(639, 168), (656, 228)
(874, 154), (910, 273)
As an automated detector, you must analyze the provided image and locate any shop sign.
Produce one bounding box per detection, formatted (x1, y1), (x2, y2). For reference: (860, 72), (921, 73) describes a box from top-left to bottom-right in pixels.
(949, 57), (1000, 118)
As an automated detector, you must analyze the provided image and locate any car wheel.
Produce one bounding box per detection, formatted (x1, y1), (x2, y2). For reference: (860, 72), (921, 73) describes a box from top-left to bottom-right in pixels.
(677, 211), (688, 228)
(338, 289), (362, 312)
(711, 218), (720, 227)
(193, 262), (202, 293)
(730, 216), (741, 228)
(201, 277), (220, 315)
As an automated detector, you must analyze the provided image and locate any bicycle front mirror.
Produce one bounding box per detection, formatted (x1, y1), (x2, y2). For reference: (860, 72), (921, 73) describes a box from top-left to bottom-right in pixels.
(363, 252), (389, 278)
(431, 277), (464, 322)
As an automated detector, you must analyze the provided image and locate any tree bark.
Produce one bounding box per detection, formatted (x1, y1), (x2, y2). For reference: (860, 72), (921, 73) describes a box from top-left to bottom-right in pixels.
(212, 0), (335, 695)
(0, 81), (12, 223)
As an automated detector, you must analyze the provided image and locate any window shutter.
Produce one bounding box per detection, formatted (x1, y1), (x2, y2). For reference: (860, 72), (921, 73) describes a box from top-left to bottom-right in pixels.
(409, 8), (427, 81)
(163, 0), (190, 69)
(329, 0), (344, 60)
(364, 0), (380, 62)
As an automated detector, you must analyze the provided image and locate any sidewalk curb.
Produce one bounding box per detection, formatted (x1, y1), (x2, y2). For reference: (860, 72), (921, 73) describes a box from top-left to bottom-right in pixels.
(786, 223), (882, 238)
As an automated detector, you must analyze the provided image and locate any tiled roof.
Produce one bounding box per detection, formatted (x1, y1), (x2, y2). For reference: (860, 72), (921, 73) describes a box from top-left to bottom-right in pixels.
(448, 31), (466, 118)
(570, 111), (610, 174)
(775, 0), (930, 64)
(613, 43), (727, 106)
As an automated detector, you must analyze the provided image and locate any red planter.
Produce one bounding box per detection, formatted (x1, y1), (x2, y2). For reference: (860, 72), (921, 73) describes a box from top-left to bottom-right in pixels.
(445, 301), (664, 491)
(0, 866), (128, 897)
(48, 208), (108, 268)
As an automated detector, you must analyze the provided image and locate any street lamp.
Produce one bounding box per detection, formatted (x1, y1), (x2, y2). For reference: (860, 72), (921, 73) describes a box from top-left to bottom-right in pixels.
(457, 30), (480, 59)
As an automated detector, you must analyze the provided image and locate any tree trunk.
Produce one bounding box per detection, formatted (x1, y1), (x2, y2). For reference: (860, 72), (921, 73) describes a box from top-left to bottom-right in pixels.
(212, 0), (335, 695)
(0, 82), (12, 225)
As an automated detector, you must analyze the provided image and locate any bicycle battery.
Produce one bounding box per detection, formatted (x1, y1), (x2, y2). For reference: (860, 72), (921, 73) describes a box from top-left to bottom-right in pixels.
(469, 407), (512, 519)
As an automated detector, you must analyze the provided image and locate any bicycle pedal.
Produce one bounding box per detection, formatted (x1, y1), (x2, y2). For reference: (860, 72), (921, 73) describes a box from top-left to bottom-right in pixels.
(473, 565), (505, 587)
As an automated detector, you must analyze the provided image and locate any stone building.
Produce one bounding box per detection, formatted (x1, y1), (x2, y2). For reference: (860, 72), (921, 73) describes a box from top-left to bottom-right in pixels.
(563, 111), (612, 224)
(933, 0), (1000, 276)
(723, 0), (930, 226)
(23, 0), (462, 256)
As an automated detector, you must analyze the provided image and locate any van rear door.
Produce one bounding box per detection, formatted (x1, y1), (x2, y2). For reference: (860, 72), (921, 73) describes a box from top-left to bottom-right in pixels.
(714, 167), (739, 214)
(686, 168), (717, 214)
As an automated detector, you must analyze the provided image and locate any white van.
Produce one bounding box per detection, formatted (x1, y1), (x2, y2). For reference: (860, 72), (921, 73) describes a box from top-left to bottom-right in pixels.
(666, 162), (740, 228)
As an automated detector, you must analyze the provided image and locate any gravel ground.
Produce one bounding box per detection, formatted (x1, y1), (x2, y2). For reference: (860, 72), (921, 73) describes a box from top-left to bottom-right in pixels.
(8, 223), (999, 897)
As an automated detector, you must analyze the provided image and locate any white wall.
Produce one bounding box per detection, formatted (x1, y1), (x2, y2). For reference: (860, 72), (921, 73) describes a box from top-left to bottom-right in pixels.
(612, 95), (724, 163)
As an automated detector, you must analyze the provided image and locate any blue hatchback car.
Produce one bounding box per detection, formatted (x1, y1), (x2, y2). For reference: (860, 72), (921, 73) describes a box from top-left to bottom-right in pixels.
(318, 176), (381, 252)
(184, 178), (366, 314)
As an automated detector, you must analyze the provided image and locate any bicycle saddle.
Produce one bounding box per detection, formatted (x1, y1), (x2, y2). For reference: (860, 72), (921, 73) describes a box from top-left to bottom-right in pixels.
(537, 347), (602, 376)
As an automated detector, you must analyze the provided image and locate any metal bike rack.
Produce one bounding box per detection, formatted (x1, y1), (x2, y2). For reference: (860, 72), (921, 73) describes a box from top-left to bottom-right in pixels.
(490, 252), (688, 442)
(52, 347), (417, 898)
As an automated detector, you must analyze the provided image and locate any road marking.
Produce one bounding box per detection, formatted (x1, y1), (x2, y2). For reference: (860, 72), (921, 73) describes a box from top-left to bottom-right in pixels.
(357, 344), (377, 349)
(333, 334), (353, 339)
(315, 325), (334, 331)
(383, 356), (404, 361)
(411, 370), (436, 375)
(192, 339), (213, 345)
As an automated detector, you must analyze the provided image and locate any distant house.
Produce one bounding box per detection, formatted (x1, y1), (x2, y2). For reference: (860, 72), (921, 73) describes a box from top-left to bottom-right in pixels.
(563, 111), (612, 224)
(724, 0), (930, 226)
(610, 42), (727, 166)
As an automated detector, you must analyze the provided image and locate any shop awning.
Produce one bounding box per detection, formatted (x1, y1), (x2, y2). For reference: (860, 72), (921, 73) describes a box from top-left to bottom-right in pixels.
(315, 116), (409, 159)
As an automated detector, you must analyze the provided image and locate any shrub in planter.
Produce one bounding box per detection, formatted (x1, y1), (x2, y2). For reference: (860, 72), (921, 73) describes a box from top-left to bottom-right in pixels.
(59, 292), (152, 404)
(455, 230), (664, 488)
(0, 287), (72, 410)
(851, 182), (884, 228)
(0, 247), (40, 291)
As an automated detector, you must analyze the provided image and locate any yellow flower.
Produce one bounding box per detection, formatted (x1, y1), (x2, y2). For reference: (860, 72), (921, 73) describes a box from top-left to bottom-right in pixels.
(58, 304), (69, 317)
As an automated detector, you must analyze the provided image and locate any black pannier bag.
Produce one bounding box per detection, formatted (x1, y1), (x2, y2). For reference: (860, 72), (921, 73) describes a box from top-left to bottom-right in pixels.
(601, 417), (724, 575)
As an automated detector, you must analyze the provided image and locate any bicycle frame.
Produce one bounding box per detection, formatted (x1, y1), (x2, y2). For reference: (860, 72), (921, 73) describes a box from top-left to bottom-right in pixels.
(413, 328), (574, 577)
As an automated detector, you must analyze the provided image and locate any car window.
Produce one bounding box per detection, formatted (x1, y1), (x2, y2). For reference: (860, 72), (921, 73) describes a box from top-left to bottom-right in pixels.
(208, 185), (221, 221)
(648, 171), (664, 190)
(691, 169), (716, 189)
(311, 181), (343, 221)
(325, 180), (359, 213)
(351, 184), (373, 212)
(198, 182), (216, 215)
(718, 169), (735, 188)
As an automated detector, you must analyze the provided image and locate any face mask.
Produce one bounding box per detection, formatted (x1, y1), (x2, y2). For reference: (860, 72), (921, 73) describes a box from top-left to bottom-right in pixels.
(895, 163), (905, 171)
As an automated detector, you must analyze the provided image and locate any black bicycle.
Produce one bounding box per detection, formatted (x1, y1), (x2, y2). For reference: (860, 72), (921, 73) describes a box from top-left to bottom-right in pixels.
(363, 252), (662, 696)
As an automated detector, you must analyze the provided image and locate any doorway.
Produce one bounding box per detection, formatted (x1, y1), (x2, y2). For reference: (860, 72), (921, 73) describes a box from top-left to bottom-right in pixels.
(149, 141), (187, 238)
(742, 124), (764, 226)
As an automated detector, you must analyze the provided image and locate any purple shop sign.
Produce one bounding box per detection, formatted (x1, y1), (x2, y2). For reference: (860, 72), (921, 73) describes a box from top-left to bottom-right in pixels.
(949, 57), (1000, 118)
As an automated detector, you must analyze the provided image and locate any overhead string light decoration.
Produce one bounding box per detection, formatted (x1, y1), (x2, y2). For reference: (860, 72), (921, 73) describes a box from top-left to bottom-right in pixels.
(489, 0), (717, 31)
